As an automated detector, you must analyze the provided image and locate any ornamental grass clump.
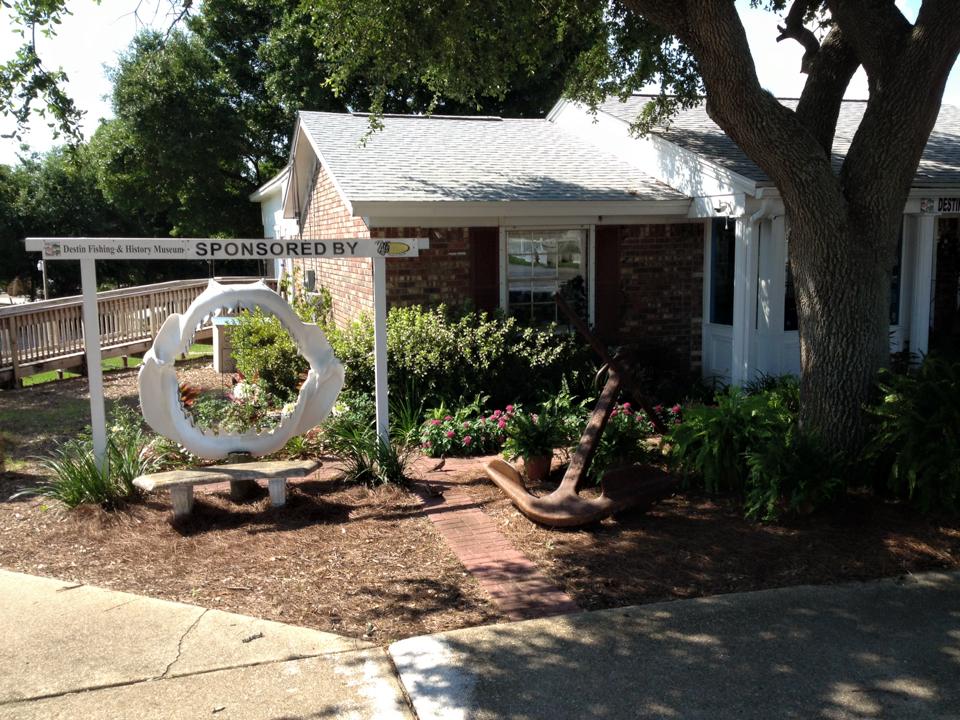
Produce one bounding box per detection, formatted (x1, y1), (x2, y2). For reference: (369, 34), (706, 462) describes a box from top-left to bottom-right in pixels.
(20, 405), (158, 509)
(322, 391), (414, 486)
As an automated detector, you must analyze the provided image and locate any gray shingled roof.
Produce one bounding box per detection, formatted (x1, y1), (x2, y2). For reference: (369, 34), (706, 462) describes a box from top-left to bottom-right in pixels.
(297, 112), (686, 203)
(599, 95), (960, 187)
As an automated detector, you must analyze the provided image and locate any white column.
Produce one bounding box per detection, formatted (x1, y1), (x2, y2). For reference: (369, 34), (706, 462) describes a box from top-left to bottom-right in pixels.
(372, 256), (389, 444)
(909, 214), (936, 358)
(731, 217), (759, 386)
(80, 259), (108, 468)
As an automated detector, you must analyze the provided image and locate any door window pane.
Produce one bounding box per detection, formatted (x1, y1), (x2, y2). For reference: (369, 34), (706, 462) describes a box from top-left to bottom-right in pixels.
(710, 219), (735, 325)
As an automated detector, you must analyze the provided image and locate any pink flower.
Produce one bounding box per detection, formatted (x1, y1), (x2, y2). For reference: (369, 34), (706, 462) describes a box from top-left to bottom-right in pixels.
(610, 409), (618, 418)
(463, 435), (472, 446)
(463, 421), (471, 428)
(497, 419), (506, 429)
(493, 409), (502, 418)
(430, 419), (441, 426)
(622, 402), (632, 413)
(671, 404), (682, 415)
(444, 415), (453, 421)
(445, 430), (455, 438)
(654, 404), (664, 413)
(506, 405), (515, 413)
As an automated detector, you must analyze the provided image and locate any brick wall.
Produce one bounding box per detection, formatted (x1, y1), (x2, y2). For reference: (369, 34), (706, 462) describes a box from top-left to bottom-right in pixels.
(603, 223), (705, 371)
(292, 164), (704, 368)
(297, 165), (373, 328)
(295, 163), (487, 326)
(378, 227), (475, 310)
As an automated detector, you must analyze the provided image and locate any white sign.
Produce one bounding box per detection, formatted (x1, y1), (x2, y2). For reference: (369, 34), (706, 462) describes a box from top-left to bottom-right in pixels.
(25, 237), (424, 261)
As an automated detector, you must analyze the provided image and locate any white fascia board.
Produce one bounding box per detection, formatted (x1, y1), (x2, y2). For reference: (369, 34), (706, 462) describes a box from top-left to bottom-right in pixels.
(355, 198), (691, 224)
(365, 213), (697, 228)
(551, 101), (758, 199)
(545, 97), (569, 122)
(281, 123), (308, 219)
(688, 194), (747, 218)
(281, 123), (357, 221)
(249, 165), (290, 202)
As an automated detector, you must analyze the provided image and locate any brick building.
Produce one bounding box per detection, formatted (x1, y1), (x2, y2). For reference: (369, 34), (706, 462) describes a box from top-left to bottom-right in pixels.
(251, 97), (960, 385)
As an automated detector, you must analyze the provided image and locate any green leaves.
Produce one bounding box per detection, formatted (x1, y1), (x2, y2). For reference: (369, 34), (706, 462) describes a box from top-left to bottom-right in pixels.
(230, 308), (308, 402)
(667, 379), (841, 520)
(867, 357), (960, 513)
(326, 304), (592, 409)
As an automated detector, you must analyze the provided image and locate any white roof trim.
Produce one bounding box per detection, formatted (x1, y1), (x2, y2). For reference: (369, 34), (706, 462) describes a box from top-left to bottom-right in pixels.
(280, 119), (357, 221)
(357, 198), (692, 223)
(249, 165), (290, 202)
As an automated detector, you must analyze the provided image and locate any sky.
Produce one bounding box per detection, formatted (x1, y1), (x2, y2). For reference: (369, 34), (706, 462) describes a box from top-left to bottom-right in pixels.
(0, 0), (958, 167)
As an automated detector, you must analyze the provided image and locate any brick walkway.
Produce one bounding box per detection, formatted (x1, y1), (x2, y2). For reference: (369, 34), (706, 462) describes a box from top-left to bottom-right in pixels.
(419, 482), (580, 621)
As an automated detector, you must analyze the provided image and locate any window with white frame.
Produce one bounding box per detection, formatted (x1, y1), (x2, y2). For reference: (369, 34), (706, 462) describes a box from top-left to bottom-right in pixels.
(505, 228), (588, 324)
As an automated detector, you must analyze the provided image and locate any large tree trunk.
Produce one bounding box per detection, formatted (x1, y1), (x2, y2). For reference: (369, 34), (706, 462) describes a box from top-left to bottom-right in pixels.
(786, 200), (896, 450)
(622, 0), (959, 456)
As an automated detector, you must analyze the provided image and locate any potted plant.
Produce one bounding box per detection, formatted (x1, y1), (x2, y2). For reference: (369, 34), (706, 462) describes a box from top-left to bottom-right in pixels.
(501, 404), (569, 482)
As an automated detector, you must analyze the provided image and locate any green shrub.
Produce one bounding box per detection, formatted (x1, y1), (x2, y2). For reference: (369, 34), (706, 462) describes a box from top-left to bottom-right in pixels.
(230, 308), (307, 401)
(327, 305), (592, 409)
(668, 380), (843, 519)
(867, 356), (960, 513)
(744, 428), (843, 520)
(668, 389), (788, 496)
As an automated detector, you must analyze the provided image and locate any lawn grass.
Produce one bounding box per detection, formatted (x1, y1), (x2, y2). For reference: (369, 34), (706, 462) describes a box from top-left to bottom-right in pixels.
(19, 343), (213, 388)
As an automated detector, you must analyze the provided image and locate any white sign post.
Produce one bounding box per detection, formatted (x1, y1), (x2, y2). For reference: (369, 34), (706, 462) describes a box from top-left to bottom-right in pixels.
(25, 236), (425, 466)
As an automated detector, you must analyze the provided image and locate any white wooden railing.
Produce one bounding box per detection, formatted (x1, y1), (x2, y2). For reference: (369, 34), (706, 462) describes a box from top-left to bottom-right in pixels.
(0, 277), (275, 387)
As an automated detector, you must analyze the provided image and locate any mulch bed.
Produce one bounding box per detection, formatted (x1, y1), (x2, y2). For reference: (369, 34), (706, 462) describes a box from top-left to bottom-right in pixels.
(0, 465), (502, 644)
(2, 367), (959, 645)
(457, 464), (960, 611)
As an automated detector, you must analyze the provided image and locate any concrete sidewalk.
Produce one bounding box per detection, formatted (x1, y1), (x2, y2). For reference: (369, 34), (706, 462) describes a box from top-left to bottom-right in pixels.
(3, 568), (959, 719)
(391, 571), (960, 720)
(0, 569), (413, 719)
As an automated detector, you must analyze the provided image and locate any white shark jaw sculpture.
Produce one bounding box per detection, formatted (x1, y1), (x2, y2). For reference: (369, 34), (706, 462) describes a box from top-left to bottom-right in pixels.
(138, 279), (344, 460)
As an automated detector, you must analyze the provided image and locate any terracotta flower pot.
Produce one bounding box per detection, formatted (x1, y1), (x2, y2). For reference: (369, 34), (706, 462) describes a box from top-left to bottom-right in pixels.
(523, 454), (552, 483)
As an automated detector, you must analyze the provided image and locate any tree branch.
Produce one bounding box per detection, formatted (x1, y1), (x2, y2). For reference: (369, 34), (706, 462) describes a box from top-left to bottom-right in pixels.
(795, 25), (859, 154)
(626, 0), (838, 198)
(826, 0), (910, 84)
(776, 0), (821, 73)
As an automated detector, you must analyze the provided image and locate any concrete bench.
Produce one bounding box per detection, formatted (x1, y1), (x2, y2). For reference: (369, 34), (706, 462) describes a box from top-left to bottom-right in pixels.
(133, 460), (320, 519)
